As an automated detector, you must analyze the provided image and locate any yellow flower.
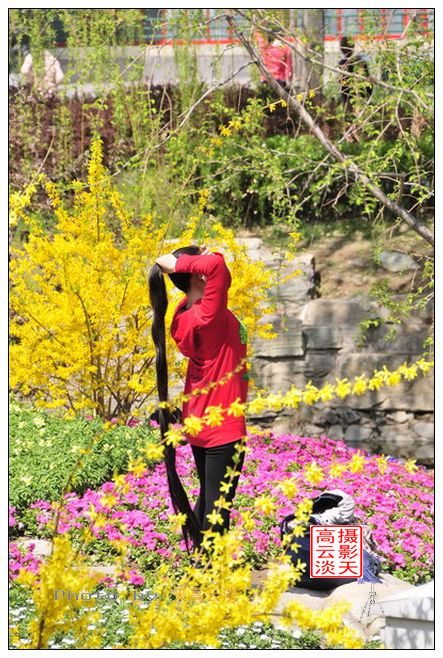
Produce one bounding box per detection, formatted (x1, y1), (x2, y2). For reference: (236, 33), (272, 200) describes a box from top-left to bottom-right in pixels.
(169, 512), (188, 533)
(204, 405), (225, 427)
(376, 454), (388, 474)
(254, 496), (277, 515)
(206, 510), (224, 526)
(183, 415), (203, 436)
(383, 366), (401, 386)
(335, 378), (351, 399)
(92, 515), (108, 529)
(404, 458), (419, 473)
(214, 495), (232, 510)
(416, 358), (434, 374)
(302, 383), (319, 405)
(228, 118), (242, 130)
(100, 493), (118, 508)
(352, 375), (368, 395)
(227, 397), (246, 417)
(113, 473), (127, 489)
(144, 443), (165, 461)
(15, 568), (37, 588)
(277, 479), (298, 499)
(303, 461), (324, 484)
(318, 383), (335, 402)
(128, 458), (148, 477)
(348, 450), (366, 473)
(219, 480), (234, 494)
(164, 427), (184, 447)
(329, 461), (347, 477)
(219, 125), (232, 136)
(239, 510), (256, 530)
(368, 374), (384, 390)
(400, 363), (418, 381)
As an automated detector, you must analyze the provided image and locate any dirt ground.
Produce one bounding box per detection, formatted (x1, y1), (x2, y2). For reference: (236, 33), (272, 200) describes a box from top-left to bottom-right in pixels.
(240, 226), (432, 300)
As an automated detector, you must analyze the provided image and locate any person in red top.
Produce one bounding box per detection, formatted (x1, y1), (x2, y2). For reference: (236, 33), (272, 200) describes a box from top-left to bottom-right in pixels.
(256, 29), (293, 91)
(153, 244), (249, 554)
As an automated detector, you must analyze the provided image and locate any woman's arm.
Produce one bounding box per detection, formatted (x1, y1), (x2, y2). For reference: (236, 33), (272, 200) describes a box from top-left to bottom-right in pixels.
(174, 251), (231, 328)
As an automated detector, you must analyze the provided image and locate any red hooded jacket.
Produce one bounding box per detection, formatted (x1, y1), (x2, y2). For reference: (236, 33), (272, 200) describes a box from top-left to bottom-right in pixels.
(170, 251), (249, 448)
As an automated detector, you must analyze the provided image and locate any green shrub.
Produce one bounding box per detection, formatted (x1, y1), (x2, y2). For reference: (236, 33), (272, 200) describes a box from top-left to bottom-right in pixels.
(9, 397), (157, 531)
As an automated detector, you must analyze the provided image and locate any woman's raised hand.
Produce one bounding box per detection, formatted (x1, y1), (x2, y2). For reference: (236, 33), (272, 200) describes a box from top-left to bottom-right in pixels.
(199, 244), (215, 256)
(155, 245), (216, 274)
(155, 253), (177, 274)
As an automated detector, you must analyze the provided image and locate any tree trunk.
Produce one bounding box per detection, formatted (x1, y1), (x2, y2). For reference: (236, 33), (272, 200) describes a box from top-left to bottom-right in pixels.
(299, 9), (325, 93)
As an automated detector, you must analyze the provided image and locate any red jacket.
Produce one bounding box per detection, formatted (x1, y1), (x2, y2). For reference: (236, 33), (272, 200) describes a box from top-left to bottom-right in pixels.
(170, 252), (249, 448)
(256, 33), (293, 83)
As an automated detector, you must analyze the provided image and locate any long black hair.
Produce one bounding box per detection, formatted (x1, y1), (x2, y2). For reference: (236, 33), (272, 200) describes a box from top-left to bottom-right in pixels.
(148, 245), (202, 552)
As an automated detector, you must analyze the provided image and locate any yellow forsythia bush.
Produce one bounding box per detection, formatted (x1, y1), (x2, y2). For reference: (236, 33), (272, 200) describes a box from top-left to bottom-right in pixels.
(9, 134), (279, 420)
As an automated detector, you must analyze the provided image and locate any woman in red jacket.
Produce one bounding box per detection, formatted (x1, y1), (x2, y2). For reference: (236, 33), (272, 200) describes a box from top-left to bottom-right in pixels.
(149, 244), (249, 557)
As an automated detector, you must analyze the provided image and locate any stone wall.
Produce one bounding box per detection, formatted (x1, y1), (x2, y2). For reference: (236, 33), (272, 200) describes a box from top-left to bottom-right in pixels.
(239, 238), (434, 466)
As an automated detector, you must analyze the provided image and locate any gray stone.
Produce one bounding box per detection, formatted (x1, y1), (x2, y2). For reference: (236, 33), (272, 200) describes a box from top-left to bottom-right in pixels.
(304, 352), (337, 382)
(321, 409), (340, 425)
(414, 444), (434, 463)
(301, 299), (372, 326)
(252, 315), (304, 358)
(376, 429), (433, 461)
(14, 538), (53, 557)
(265, 569), (414, 643)
(379, 428), (415, 447)
(86, 565), (118, 577)
(327, 425), (344, 440)
(342, 408), (362, 424)
(271, 255), (317, 306)
(387, 411), (414, 424)
(357, 323), (427, 355)
(302, 325), (342, 350)
(345, 425), (373, 443)
(379, 251), (418, 273)
(413, 422), (434, 440)
(360, 417), (376, 427)
(252, 359), (305, 393)
(303, 424), (324, 436)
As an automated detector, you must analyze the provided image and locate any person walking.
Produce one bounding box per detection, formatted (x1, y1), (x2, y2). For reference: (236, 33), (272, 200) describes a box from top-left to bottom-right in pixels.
(149, 244), (249, 559)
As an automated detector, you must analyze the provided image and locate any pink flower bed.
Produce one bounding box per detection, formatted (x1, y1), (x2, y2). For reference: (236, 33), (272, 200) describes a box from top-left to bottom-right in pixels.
(11, 431), (434, 584)
(9, 542), (42, 579)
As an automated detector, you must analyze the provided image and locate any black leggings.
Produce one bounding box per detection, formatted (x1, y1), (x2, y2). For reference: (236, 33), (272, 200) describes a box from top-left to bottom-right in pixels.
(191, 437), (246, 549)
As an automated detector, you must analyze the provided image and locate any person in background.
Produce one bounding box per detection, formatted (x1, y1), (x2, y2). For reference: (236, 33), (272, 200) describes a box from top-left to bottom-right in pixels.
(20, 48), (64, 95)
(256, 29), (293, 95)
(338, 36), (373, 114)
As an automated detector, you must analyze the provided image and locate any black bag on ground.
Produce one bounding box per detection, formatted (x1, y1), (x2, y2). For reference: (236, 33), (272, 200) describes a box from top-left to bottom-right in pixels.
(280, 491), (360, 591)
